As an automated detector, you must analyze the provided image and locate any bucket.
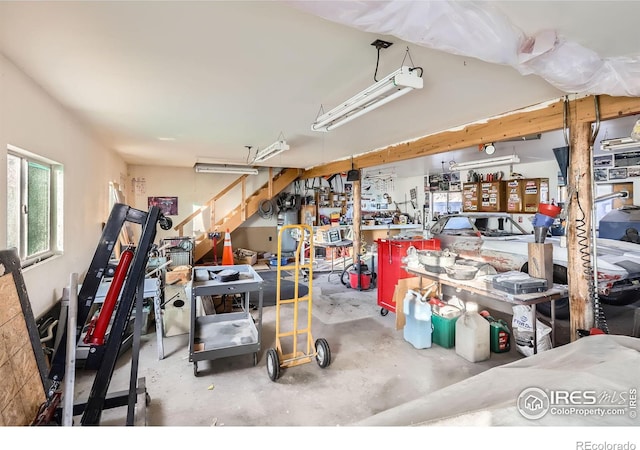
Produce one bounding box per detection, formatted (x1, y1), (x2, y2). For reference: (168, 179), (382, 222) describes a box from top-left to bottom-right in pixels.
(455, 303), (490, 362)
(349, 270), (372, 290)
(402, 290), (433, 349)
(538, 202), (562, 218)
(269, 257), (288, 266)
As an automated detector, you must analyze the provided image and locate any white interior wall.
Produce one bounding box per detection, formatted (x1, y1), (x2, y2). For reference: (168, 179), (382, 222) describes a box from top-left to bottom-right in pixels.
(397, 159), (563, 234)
(0, 53), (127, 317)
(126, 165), (278, 240)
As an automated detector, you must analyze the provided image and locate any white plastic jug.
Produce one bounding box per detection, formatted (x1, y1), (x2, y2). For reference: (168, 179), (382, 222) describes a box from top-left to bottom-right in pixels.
(403, 290), (433, 349)
(455, 302), (490, 362)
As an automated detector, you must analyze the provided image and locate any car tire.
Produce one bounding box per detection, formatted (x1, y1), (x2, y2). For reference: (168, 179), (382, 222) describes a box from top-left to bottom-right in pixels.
(600, 291), (640, 306)
(521, 263), (570, 320)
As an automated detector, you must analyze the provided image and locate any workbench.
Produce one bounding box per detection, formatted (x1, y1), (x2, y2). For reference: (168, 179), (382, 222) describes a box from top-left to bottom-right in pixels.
(77, 277), (161, 367)
(405, 265), (568, 352)
(188, 264), (263, 376)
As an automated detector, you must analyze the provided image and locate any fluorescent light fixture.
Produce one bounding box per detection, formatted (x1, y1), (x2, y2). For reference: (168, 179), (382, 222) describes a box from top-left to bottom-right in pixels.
(600, 137), (640, 152)
(254, 140), (289, 162)
(449, 155), (520, 171)
(311, 66), (423, 132)
(194, 163), (258, 175)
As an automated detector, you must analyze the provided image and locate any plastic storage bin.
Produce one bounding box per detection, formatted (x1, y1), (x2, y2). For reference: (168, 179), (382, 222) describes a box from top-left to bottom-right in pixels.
(455, 303), (490, 362)
(403, 291), (433, 349)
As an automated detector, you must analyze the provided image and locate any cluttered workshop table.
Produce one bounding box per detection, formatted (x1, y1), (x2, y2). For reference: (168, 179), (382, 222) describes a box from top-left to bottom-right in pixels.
(404, 265), (568, 352)
(314, 239), (353, 282)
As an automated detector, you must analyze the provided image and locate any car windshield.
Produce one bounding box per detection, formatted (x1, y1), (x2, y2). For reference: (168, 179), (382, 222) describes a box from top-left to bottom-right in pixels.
(431, 215), (528, 236)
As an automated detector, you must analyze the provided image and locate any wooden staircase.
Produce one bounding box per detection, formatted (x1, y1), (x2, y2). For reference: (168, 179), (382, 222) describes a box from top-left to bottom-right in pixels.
(173, 167), (301, 263)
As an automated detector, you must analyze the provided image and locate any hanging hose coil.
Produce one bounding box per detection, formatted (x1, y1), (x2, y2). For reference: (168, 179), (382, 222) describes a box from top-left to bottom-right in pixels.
(258, 199), (275, 219)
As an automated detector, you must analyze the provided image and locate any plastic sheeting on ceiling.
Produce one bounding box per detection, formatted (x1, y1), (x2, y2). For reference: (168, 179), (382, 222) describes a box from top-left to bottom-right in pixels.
(289, 0), (640, 97)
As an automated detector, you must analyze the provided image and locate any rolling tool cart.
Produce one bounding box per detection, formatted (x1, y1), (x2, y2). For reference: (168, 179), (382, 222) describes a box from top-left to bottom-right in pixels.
(189, 264), (264, 376)
(265, 224), (331, 381)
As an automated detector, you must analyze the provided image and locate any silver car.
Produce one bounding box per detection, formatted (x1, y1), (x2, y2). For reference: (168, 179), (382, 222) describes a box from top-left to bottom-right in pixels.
(428, 212), (640, 318)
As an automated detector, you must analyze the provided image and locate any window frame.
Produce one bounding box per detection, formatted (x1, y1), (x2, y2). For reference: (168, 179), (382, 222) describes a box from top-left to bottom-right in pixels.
(6, 144), (64, 267)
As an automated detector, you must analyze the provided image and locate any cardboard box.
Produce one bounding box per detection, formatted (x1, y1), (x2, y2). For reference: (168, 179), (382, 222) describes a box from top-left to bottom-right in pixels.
(165, 266), (191, 284)
(315, 225), (341, 243)
(506, 180), (523, 213)
(479, 180), (506, 212)
(462, 183), (480, 212)
(201, 295), (234, 314)
(522, 178), (549, 213)
(234, 248), (257, 265)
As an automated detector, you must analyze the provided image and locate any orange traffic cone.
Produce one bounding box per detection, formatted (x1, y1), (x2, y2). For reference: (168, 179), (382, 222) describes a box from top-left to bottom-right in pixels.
(221, 229), (234, 265)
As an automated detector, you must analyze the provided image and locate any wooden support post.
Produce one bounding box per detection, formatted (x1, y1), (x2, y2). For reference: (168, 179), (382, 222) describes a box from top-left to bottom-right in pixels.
(528, 242), (553, 288)
(352, 176), (362, 263)
(566, 108), (595, 341)
(211, 202), (216, 230)
(241, 178), (246, 221)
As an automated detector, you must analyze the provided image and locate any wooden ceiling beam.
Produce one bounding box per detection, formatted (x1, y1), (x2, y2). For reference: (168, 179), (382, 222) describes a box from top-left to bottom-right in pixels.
(300, 95), (640, 179)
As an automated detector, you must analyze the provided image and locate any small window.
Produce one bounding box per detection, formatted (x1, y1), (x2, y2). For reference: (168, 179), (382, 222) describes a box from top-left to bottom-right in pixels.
(6, 145), (64, 267)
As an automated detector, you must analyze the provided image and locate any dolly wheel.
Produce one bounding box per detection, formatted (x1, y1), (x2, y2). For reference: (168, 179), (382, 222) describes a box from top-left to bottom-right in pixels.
(380, 308), (389, 316)
(266, 348), (280, 381)
(315, 338), (331, 369)
(193, 361), (198, 377)
(253, 352), (258, 366)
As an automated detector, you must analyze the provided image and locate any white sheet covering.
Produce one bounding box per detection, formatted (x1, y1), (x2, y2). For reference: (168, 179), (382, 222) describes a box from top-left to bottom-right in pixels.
(354, 334), (640, 426)
(290, 1), (640, 97)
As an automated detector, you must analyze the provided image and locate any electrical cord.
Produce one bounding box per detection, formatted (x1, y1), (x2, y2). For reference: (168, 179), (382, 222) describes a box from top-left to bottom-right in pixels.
(410, 66), (424, 77)
(373, 46), (382, 82)
(574, 192), (608, 333)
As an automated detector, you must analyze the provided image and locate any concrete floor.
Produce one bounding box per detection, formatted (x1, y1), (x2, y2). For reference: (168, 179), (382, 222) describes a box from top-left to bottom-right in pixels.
(71, 268), (639, 427)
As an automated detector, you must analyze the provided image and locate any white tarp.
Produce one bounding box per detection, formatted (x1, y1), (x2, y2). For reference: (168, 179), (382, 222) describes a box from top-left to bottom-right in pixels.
(353, 334), (640, 426)
(290, 1), (640, 97)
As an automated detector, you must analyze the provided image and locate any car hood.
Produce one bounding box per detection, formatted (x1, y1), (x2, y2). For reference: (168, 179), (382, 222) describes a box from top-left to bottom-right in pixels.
(480, 235), (640, 278)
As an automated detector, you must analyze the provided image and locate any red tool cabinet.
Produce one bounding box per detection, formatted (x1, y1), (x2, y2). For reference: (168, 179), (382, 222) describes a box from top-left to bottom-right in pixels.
(376, 238), (441, 316)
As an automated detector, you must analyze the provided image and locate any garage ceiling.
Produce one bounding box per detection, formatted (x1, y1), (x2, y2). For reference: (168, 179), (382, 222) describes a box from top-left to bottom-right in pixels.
(1, 1), (639, 177)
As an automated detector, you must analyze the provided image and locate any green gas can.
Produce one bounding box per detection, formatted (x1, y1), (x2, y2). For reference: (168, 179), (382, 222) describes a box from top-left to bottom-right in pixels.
(480, 310), (511, 353)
